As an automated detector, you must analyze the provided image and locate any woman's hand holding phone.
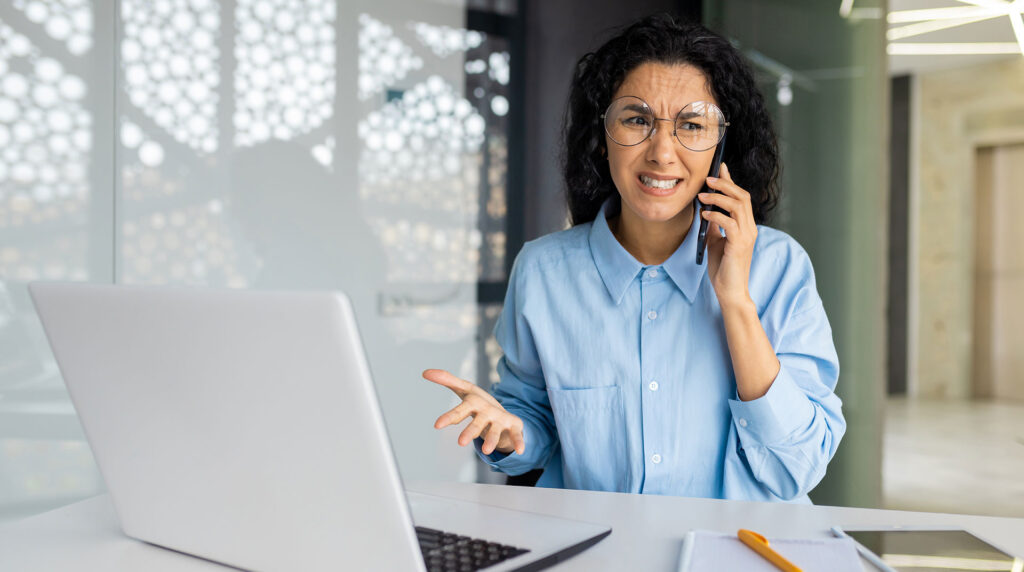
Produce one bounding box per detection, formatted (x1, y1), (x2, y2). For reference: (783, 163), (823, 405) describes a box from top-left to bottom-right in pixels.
(697, 163), (758, 308)
(423, 369), (526, 456)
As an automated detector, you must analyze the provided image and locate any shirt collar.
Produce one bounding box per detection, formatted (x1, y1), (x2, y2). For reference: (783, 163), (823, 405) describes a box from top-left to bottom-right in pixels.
(588, 197), (707, 305)
(661, 201), (708, 303)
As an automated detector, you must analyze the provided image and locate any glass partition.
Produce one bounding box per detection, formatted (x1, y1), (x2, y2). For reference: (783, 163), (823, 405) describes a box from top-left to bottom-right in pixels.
(0, 0), (113, 521)
(0, 0), (519, 521)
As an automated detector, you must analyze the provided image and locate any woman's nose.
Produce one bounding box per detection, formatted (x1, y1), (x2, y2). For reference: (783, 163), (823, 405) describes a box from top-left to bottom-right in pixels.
(645, 120), (678, 164)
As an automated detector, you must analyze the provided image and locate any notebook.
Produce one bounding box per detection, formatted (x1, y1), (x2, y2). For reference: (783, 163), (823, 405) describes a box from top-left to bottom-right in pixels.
(678, 530), (862, 572)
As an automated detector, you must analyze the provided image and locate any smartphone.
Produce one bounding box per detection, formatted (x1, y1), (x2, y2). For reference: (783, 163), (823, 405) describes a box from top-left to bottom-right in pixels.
(695, 132), (728, 265)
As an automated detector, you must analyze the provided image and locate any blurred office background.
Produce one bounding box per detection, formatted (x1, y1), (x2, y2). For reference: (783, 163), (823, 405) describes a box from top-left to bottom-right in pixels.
(0, 0), (1020, 522)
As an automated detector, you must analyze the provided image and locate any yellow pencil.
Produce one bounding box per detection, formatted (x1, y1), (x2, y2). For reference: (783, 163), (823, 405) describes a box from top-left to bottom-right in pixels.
(737, 529), (803, 572)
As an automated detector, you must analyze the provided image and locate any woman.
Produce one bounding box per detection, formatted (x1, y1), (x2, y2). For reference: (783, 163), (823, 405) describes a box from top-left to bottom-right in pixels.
(424, 14), (844, 503)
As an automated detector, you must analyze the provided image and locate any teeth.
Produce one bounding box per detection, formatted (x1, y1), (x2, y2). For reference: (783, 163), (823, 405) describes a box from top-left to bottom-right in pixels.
(640, 175), (679, 189)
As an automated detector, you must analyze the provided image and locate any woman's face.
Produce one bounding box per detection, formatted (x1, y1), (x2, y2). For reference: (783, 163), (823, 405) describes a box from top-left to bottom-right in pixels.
(605, 62), (718, 230)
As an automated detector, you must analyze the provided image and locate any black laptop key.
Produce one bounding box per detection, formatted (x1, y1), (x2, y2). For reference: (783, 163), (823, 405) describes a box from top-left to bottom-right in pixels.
(416, 525), (530, 571)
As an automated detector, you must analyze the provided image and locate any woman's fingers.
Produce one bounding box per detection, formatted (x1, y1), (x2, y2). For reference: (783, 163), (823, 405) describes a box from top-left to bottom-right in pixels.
(701, 210), (740, 237)
(424, 370), (524, 455)
(511, 427), (525, 455)
(434, 402), (470, 429)
(450, 413), (527, 456)
(706, 165), (751, 207)
(480, 424), (502, 455)
(440, 402), (527, 456)
(715, 162), (737, 187)
(424, 369), (505, 411)
(422, 368), (476, 398)
(704, 181), (750, 215)
(704, 174), (742, 196)
(697, 191), (742, 215)
(458, 416), (489, 447)
(483, 420), (525, 455)
(703, 163), (756, 238)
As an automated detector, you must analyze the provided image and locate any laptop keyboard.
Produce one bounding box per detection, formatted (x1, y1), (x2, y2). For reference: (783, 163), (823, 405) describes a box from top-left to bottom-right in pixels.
(416, 526), (530, 571)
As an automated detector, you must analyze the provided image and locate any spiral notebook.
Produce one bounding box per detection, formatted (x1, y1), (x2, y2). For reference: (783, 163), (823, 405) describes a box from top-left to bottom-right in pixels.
(678, 530), (862, 572)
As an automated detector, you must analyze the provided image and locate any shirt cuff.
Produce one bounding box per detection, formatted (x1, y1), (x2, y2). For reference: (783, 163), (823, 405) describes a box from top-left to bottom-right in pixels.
(727, 364), (816, 446)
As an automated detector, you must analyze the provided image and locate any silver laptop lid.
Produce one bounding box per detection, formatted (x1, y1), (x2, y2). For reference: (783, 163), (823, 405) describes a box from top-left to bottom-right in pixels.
(29, 283), (425, 572)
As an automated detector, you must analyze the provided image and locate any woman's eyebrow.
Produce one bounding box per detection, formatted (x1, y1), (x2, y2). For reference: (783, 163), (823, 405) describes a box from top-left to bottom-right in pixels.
(618, 102), (707, 119)
(622, 103), (649, 113)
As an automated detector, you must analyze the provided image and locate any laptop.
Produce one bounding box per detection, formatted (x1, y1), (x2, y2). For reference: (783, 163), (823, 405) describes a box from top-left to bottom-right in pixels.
(29, 283), (610, 571)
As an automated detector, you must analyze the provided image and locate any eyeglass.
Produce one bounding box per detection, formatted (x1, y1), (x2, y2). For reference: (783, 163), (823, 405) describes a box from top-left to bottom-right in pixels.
(601, 96), (729, 152)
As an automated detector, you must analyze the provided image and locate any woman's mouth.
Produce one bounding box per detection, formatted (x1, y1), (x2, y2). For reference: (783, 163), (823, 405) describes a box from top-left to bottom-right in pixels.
(638, 174), (681, 195)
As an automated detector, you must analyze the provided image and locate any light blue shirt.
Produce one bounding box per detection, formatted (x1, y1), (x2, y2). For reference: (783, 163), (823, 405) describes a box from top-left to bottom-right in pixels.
(477, 198), (845, 502)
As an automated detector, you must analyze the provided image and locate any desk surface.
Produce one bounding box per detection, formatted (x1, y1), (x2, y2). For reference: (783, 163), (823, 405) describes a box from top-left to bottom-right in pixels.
(3, 481), (1023, 571)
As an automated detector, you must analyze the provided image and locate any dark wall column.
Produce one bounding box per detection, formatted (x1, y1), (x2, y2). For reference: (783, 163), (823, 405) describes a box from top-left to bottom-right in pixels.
(888, 75), (910, 396)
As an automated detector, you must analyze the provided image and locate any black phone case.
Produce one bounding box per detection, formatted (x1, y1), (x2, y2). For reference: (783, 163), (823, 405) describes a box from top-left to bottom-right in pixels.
(695, 132), (728, 264)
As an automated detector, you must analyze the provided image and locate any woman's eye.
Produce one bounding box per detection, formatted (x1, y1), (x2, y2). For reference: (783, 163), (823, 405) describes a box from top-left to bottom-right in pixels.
(622, 116), (649, 127)
(679, 121), (705, 132)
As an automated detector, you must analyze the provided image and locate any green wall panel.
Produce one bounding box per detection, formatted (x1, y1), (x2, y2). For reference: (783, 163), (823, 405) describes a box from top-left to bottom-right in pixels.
(705, 0), (888, 508)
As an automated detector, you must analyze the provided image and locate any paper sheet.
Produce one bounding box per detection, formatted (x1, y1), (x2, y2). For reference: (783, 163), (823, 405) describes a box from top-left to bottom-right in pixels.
(678, 530), (863, 572)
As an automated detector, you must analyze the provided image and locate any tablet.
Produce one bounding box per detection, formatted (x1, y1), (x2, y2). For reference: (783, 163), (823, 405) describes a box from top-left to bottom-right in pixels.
(832, 526), (1022, 572)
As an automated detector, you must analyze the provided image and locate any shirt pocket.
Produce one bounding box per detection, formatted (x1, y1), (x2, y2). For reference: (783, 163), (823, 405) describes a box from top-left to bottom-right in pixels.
(547, 385), (628, 492)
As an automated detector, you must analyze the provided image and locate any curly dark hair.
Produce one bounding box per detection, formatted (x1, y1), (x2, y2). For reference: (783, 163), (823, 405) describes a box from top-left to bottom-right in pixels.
(562, 13), (780, 226)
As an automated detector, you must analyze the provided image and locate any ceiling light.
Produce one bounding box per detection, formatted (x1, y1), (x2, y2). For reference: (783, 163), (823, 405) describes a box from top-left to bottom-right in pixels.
(887, 15), (1003, 40)
(776, 74), (793, 107)
(883, 0), (1024, 57)
(956, 0), (1012, 7)
(1010, 7), (1024, 54)
(888, 5), (1010, 24)
(887, 42), (1021, 55)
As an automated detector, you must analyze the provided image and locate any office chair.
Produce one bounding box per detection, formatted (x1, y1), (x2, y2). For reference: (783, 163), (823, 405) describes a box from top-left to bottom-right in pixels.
(506, 469), (543, 487)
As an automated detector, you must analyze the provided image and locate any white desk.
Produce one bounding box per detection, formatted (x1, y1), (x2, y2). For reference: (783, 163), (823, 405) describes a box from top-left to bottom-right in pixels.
(3, 481), (1023, 570)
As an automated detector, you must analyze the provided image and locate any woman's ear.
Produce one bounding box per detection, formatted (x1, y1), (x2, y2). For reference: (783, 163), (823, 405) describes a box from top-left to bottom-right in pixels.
(600, 145), (607, 158)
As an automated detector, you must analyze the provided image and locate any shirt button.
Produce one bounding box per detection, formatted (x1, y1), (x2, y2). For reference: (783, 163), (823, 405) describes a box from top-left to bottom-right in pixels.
(647, 310), (658, 320)
(651, 454), (662, 464)
(738, 418), (749, 428)
(649, 381), (659, 391)
(646, 268), (658, 278)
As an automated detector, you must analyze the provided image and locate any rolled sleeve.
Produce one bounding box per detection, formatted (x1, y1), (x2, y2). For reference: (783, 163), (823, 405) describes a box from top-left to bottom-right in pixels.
(473, 249), (558, 475)
(727, 364), (817, 446)
(473, 359), (557, 475)
(726, 244), (846, 499)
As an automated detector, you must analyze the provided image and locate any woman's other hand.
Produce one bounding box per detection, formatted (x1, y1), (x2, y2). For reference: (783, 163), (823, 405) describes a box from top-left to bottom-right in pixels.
(423, 369), (525, 456)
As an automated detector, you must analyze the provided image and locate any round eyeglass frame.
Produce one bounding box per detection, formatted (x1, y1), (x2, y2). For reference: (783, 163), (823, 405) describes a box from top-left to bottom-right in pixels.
(600, 96), (730, 152)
